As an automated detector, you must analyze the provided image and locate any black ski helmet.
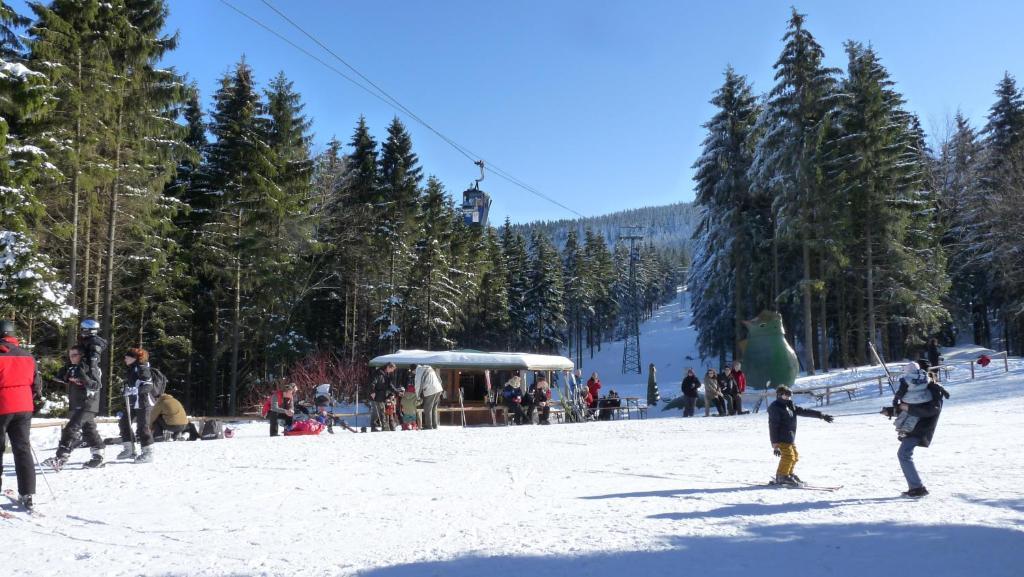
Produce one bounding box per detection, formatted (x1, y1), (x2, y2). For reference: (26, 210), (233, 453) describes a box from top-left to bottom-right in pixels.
(80, 318), (100, 336)
(776, 385), (792, 398)
(0, 319), (16, 338)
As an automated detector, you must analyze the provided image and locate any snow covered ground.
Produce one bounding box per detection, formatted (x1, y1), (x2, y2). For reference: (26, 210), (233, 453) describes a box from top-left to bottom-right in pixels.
(5, 352), (1024, 576)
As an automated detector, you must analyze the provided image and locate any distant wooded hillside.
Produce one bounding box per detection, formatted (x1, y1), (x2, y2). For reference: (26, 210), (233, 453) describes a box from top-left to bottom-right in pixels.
(513, 202), (698, 253)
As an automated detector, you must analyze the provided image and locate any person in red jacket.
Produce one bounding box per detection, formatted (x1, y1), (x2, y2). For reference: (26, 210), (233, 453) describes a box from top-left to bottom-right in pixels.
(0, 320), (42, 510)
(731, 360), (748, 415)
(586, 372), (602, 417)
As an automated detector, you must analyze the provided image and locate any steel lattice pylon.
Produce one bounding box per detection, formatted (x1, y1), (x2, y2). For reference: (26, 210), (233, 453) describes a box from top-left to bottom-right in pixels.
(621, 227), (643, 374)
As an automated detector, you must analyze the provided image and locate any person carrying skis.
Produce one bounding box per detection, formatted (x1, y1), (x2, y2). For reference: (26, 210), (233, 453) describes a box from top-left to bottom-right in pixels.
(44, 345), (105, 470)
(0, 320), (41, 510)
(117, 348), (156, 463)
(892, 362), (949, 497)
(768, 385), (834, 486)
(680, 368), (701, 417)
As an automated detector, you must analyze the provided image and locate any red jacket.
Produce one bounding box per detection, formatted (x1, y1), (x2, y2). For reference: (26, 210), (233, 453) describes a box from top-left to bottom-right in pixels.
(733, 370), (746, 393)
(586, 378), (602, 399)
(0, 336), (39, 415)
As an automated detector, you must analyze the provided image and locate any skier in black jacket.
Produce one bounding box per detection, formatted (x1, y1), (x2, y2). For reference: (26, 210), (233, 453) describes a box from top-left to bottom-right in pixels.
(117, 348), (155, 463)
(43, 346), (105, 470)
(767, 385), (833, 486)
(680, 368), (701, 417)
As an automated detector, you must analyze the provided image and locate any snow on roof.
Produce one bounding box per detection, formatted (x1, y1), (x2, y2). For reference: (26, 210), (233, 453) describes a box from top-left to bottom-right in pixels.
(369, 349), (574, 371)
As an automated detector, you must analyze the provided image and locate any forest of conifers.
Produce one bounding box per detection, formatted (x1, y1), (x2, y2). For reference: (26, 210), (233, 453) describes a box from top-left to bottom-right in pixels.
(0, 1), (682, 415)
(689, 10), (1024, 371)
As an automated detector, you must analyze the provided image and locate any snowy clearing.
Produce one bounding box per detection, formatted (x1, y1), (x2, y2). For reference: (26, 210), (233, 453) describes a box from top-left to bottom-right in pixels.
(4, 354), (1024, 577)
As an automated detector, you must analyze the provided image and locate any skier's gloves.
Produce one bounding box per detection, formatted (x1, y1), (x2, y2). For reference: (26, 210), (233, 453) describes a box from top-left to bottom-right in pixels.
(773, 447), (781, 457)
(86, 389), (97, 399)
(940, 388), (951, 400)
(821, 414), (834, 423)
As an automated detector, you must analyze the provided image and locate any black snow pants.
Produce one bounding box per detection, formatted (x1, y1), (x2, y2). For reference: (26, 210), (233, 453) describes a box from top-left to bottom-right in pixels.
(0, 412), (36, 496)
(118, 402), (154, 447)
(57, 407), (104, 458)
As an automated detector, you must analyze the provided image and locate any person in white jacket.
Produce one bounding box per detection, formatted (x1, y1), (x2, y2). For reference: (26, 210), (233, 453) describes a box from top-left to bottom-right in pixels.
(415, 365), (444, 429)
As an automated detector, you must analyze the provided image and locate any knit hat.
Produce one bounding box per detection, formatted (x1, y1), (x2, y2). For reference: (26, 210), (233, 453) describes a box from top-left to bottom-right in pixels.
(903, 362), (920, 376)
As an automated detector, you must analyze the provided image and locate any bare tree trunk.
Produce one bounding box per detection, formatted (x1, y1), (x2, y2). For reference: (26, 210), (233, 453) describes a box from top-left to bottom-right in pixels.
(229, 209), (242, 416)
(801, 239), (815, 375)
(101, 105), (123, 395)
(818, 254), (828, 372)
(208, 301), (219, 415)
(866, 221), (877, 355)
(81, 210), (92, 318)
(66, 49), (84, 348)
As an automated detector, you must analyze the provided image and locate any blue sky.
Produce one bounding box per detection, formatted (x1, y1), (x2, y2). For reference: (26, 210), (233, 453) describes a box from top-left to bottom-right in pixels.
(15, 1), (1024, 223)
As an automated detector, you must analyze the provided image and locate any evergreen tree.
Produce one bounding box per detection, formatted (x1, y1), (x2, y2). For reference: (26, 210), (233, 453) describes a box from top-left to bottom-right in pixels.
(526, 230), (565, 353)
(749, 9), (839, 372)
(377, 117), (422, 350)
(197, 58), (279, 414)
(502, 218), (530, 350)
(689, 66), (760, 363)
(404, 177), (460, 349)
(0, 1), (70, 321)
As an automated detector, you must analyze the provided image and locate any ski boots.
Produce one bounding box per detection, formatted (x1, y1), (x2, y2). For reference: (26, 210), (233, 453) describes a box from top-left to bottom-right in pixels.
(901, 486), (929, 498)
(83, 450), (105, 469)
(18, 494), (33, 510)
(134, 446), (154, 464)
(116, 442), (137, 460)
(41, 456), (67, 472)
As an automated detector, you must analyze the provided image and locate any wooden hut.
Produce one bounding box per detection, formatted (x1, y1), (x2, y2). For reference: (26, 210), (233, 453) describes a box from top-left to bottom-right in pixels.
(368, 350), (575, 426)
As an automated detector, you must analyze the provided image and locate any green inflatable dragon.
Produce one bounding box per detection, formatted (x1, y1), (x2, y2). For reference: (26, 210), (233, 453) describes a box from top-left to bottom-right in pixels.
(741, 310), (799, 390)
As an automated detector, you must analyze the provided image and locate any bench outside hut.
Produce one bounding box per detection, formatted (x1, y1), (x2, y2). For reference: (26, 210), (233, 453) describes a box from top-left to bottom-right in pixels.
(368, 350), (575, 426)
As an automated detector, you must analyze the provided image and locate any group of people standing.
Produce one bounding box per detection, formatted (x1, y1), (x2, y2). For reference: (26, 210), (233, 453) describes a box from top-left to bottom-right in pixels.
(362, 362), (444, 432)
(0, 318), (172, 512)
(679, 361), (748, 417)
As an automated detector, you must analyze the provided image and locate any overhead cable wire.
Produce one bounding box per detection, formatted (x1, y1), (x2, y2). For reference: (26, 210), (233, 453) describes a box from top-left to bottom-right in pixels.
(220, 0), (586, 218)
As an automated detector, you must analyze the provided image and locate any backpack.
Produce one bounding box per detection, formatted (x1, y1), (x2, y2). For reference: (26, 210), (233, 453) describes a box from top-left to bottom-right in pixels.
(200, 419), (225, 440)
(150, 368), (168, 398)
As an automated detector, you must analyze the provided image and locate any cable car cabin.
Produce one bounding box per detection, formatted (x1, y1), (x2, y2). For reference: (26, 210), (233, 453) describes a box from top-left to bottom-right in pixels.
(461, 187), (491, 228)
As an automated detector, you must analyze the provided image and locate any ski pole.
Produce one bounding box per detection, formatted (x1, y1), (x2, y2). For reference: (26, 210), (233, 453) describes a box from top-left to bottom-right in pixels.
(123, 392), (136, 450)
(867, 341), (898, 395)
(29, 444), (56, 501)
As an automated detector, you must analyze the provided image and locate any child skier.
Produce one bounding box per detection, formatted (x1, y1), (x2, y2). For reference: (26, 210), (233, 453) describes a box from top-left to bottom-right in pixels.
(400, 384), (419, 430)
(892, 362), (948, 436)
(43, 345), (105, 470)
(768, 385), (834, 486)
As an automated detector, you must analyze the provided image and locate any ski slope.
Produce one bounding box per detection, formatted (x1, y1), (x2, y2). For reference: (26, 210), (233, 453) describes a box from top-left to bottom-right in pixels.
(4, 356), (1023, 576)
(572, 287), (703, 393)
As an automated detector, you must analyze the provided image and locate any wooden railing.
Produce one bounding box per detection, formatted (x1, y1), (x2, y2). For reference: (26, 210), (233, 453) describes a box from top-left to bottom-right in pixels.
(752, 351), (1012, 409)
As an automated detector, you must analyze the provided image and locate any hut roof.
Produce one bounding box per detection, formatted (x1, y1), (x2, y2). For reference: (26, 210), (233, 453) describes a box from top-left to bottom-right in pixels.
(369, 349), (574, 371)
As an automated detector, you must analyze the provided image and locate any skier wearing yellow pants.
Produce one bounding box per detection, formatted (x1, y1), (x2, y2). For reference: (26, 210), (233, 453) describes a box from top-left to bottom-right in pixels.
(768, 386), (833, 486)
